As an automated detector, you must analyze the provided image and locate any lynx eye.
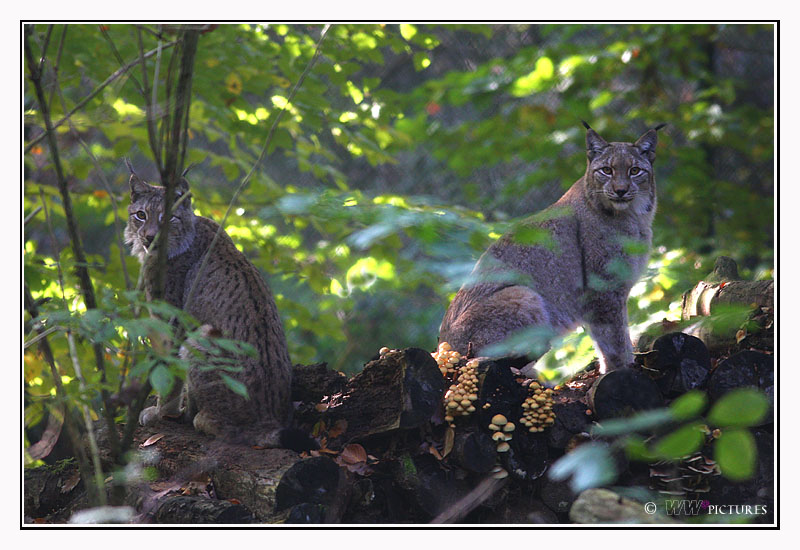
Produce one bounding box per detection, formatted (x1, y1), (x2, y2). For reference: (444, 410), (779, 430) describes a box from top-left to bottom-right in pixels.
(600, 167), (613, 175)
(134, 210), (147, 221)
(630, 167), (641, 175)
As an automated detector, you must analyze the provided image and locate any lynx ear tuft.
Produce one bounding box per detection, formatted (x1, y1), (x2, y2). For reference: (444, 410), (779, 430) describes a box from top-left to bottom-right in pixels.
(129, 174), (150, 198)
(634, 128), (659, 163)
(585, 126), (609, 161)
(653, 123), (667, 132)
(124, 158), (137, 176)
(581, 120), (592, 130)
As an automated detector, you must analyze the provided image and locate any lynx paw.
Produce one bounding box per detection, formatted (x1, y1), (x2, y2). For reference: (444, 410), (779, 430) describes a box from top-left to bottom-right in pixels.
(139, 405), (160, 427)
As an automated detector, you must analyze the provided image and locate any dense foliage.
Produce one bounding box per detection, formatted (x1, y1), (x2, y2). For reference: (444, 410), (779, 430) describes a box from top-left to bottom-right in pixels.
(23, 24), (773, 491)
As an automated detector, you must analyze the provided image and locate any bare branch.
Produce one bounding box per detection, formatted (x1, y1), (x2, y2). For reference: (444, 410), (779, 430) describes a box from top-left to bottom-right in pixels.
(24, 38), (178, 154)
(184, 25), (330, 312)
(137, 27), (163, 175)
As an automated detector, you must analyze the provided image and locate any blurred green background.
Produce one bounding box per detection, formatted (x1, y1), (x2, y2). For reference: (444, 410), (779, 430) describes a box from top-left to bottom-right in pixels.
(24, 23), (774, 388)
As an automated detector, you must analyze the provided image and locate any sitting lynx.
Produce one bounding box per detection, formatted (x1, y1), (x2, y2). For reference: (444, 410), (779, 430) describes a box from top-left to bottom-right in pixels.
(126, 168), (312, 450)
(439, 123), (664, 373)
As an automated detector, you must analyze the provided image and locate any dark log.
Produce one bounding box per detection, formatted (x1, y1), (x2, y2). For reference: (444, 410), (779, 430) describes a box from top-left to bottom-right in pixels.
(153, 495), (254, 524)
(473, 493), (560, 524)
(588, 368), (664, 420)
(291, 362), (347, 403)
(547, 401), (592, 449)
(677, 257), (774, 354)
(634, 319), (682, 353)
(681, 257), (773, 320)
(430, 475), (508, 524)
(707, 350), (773, 425)
(394, 454), (474, 521)
(682, 279), (773, 320)
(274, 456), (345, 515)
(93, 417), (303, 523)
(23, 460), (84, 520)
(500, 430), (549, 482)
(642, 332), (712, 395)
(540, 476), (578, 517)
(451, 429), (497, 473)
(684, 318), (773, 355)
(285, 503), (326, 524)
(325, 348), (446, 442)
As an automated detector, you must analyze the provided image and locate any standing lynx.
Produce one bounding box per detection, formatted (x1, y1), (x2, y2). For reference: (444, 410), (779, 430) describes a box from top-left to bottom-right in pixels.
(126, 169), (311, 450)
(439, 123), (664, 373)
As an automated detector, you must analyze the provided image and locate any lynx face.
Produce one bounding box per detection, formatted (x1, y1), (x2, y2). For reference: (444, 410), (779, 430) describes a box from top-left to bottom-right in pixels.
(124, 174), (197, 262)
(584, 128), (658, 216)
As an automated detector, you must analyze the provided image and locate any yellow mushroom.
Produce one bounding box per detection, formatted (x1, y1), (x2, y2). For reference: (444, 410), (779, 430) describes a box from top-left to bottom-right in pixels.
(491, 414), (508, 426)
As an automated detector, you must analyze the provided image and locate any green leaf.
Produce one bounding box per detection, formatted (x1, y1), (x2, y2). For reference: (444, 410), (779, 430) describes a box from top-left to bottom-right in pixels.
(652, 422), (705, 459)
(220, 373), (249, 399)
(623, 435), (659, 462)
(670, 390), (708, 420)
(708, 388), (768, 427)
(399, 24), (417, 41)
(589, 90), (614, 111)
(149, 365), (174, 397)
(510, 56), (554, 97)
(714, 428), (757, 481)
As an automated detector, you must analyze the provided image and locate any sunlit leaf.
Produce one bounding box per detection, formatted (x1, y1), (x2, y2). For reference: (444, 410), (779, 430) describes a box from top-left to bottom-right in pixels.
(670, 391), (708, 420)
(652, 423), (705, 459)
(714, 428), (757, 481)
(708, 388), (768, 427)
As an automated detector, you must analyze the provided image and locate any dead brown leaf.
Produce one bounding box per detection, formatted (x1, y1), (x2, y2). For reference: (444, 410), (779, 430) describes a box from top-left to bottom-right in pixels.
(140, 433), (165, 448)
(443, 426), (455, 458)
(60, 470), (81, 493)
(340, 443), (367, 464)
(328, 419), (348, 438)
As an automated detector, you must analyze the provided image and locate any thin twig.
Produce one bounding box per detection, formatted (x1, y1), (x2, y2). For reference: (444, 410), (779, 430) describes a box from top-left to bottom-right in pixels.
(66, 330), (108, 507)
(430, 475), (507, 524)
(99, 24), (145, 97)
(50, 75), (133, 290)
(24, 206), (42, 226)
(151, 27), (165, 165)
(152, 28), (199, 302)
(37, 25), (54, 75)
(24, 38), (178, 154)
(24, 325), (62, 348)
(45, 26), (68, 115)
(183, 24), (330, 312)
(137, 27), (163, 175)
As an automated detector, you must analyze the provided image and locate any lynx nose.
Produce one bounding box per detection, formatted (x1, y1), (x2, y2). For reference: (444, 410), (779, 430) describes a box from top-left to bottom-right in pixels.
(614, 188), (628, 198)
(144, 234), (155, 247)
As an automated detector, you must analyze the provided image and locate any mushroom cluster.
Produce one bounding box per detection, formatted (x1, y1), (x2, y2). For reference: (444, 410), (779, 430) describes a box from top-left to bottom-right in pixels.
(443, 358), (479, 426)
(432, 341), (462, 377)
(488, 413), (515, 452)
(520, 382), (556, 432)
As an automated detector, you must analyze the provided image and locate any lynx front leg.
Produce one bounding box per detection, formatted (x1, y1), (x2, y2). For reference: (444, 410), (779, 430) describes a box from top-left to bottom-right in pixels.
(586, 300), (634, 374)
